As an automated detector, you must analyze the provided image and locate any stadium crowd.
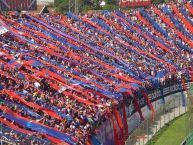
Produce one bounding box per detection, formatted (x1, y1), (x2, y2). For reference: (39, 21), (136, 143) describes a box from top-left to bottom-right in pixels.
(0, 0), (193, 144)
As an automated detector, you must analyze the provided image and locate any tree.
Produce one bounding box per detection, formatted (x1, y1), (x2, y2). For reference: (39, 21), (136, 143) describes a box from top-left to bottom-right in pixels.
(54, 0), (69, 13)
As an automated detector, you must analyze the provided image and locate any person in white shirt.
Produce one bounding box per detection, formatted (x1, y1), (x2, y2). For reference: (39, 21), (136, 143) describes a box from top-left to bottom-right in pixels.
(34, 81), (40, 88)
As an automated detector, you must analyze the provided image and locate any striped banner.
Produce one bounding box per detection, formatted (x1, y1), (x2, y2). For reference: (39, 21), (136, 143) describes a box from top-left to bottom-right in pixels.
(0, 0), (37, 11)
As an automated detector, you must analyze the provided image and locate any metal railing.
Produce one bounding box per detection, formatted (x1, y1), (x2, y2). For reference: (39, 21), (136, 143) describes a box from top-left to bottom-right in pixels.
(126, 93), (187, 145)
(126, 82), (193, 145)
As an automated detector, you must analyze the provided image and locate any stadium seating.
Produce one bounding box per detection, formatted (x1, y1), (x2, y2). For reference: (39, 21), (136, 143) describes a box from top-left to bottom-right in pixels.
(0, 1), (193, 145)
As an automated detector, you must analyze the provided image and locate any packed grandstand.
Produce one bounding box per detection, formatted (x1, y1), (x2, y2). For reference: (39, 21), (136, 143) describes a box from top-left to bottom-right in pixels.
(0, 0), (193, 145)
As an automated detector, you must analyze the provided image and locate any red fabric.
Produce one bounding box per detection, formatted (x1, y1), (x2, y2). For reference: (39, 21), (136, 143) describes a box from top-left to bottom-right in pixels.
(86, 89), (113, 100)
(43, 68), (98, 104)
(0, 70), (17, 82)
(112, 73), (142, 84)
(112, 12), (174, 57)
(120, 37), (175, 70)
(4, 90), (62, 120)
(172, 5), (193, 35)
(80, 16), (111, 35)
(78, 14), (175, 71)
(72, 74), (104, 90)
(85, 140), (92, 145)
(122, 103), (128, 138)
(44, 48), (61, 57)
(136, 13), (150, 26)
(120, 1), (151, 7)
(153, 8), (175, 28)
(67, 51), (81, 61)
(191, 75), (193, 82)
(181, 77), (187, 91)
(0, 110), (64, 144)
(22, 60), (35, 66)
(142, 91), (155, 121)
(186, 3), (193, 16)
(113, 108), (124, 144)
(175, 31), (193, 48)
(0, 117), (33, 135)
(45, 68), (104, 105)
(94, 58), (116, 70)
(154, 7), (193, 49)
(0, 105), (69, 138)
(87, 69), (114, 84)
(113, 109), (123, 129)
(106, 13), (175, 69)
(111, 115), (120, 145)
(133, 97), (144, 121)
(54, 18), (90, 41)
(136, 12), (170, 46)
(181, 77), (190, 99)
(155, 41), (173, 54)
(39, 108), (62, 120)
(49, 82), (96, 106)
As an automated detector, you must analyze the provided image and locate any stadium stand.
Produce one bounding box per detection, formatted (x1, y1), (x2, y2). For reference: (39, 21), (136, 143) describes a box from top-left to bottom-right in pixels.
(0, 0), (193, 145)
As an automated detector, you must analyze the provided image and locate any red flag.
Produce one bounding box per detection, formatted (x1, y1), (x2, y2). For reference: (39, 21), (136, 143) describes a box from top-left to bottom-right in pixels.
(111, 115), (120, 145)
(133, 97), (144, 121)
(113, 108), (124, 144)
(122, 103), (128, 138)
(142, 91), (155, 122)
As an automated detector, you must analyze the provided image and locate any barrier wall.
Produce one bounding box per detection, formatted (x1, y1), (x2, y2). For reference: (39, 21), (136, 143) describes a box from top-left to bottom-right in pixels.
(96, 82), (189, 145)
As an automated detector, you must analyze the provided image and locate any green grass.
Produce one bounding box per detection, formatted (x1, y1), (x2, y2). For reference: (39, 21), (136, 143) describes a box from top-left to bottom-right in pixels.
(147, 114), (188, 145)
(186, 131), (193, 145)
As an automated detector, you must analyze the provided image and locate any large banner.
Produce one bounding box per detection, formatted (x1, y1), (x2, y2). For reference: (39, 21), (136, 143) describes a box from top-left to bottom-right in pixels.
(0, 0), (37, 11)
(119, 0), (151, 7)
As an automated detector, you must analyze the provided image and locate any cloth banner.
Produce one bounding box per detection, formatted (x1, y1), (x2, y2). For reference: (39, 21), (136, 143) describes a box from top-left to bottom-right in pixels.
(111, 115), (119, 145)
(0, 110), (75, 145)
(113, 108), (124, 144)
(122, 103), (128, 138)
(142, 91), (155, 121)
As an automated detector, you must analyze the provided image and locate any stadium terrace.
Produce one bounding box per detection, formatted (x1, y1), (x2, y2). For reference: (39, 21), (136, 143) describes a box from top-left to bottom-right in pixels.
(0, 0), (193, 145)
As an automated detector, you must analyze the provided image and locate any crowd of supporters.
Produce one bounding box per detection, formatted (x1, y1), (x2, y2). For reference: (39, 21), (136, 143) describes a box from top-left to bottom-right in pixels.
(0, 0), (193, 144)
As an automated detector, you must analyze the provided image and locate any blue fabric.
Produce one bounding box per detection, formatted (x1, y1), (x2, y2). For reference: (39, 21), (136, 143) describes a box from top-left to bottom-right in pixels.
(119, 88), (127, 92)
(140, 9), (170, 39)
(156, 70), (166, 78)
(1, 124), (51, 144)
(180, 8), (193, 26)
(114, 11), (175, 65)
(162, 7), (193, 40)
(1, 113), (76, 145)
(176, 41), (193, 53)
(8, 59), (16, 64)
(0, 99), (42, 119)
(91, 135), (102, 145)
(0, 84), (4, 90)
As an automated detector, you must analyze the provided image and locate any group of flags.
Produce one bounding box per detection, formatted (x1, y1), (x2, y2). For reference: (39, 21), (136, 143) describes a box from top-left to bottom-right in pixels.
(0, 2), (193, 145)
